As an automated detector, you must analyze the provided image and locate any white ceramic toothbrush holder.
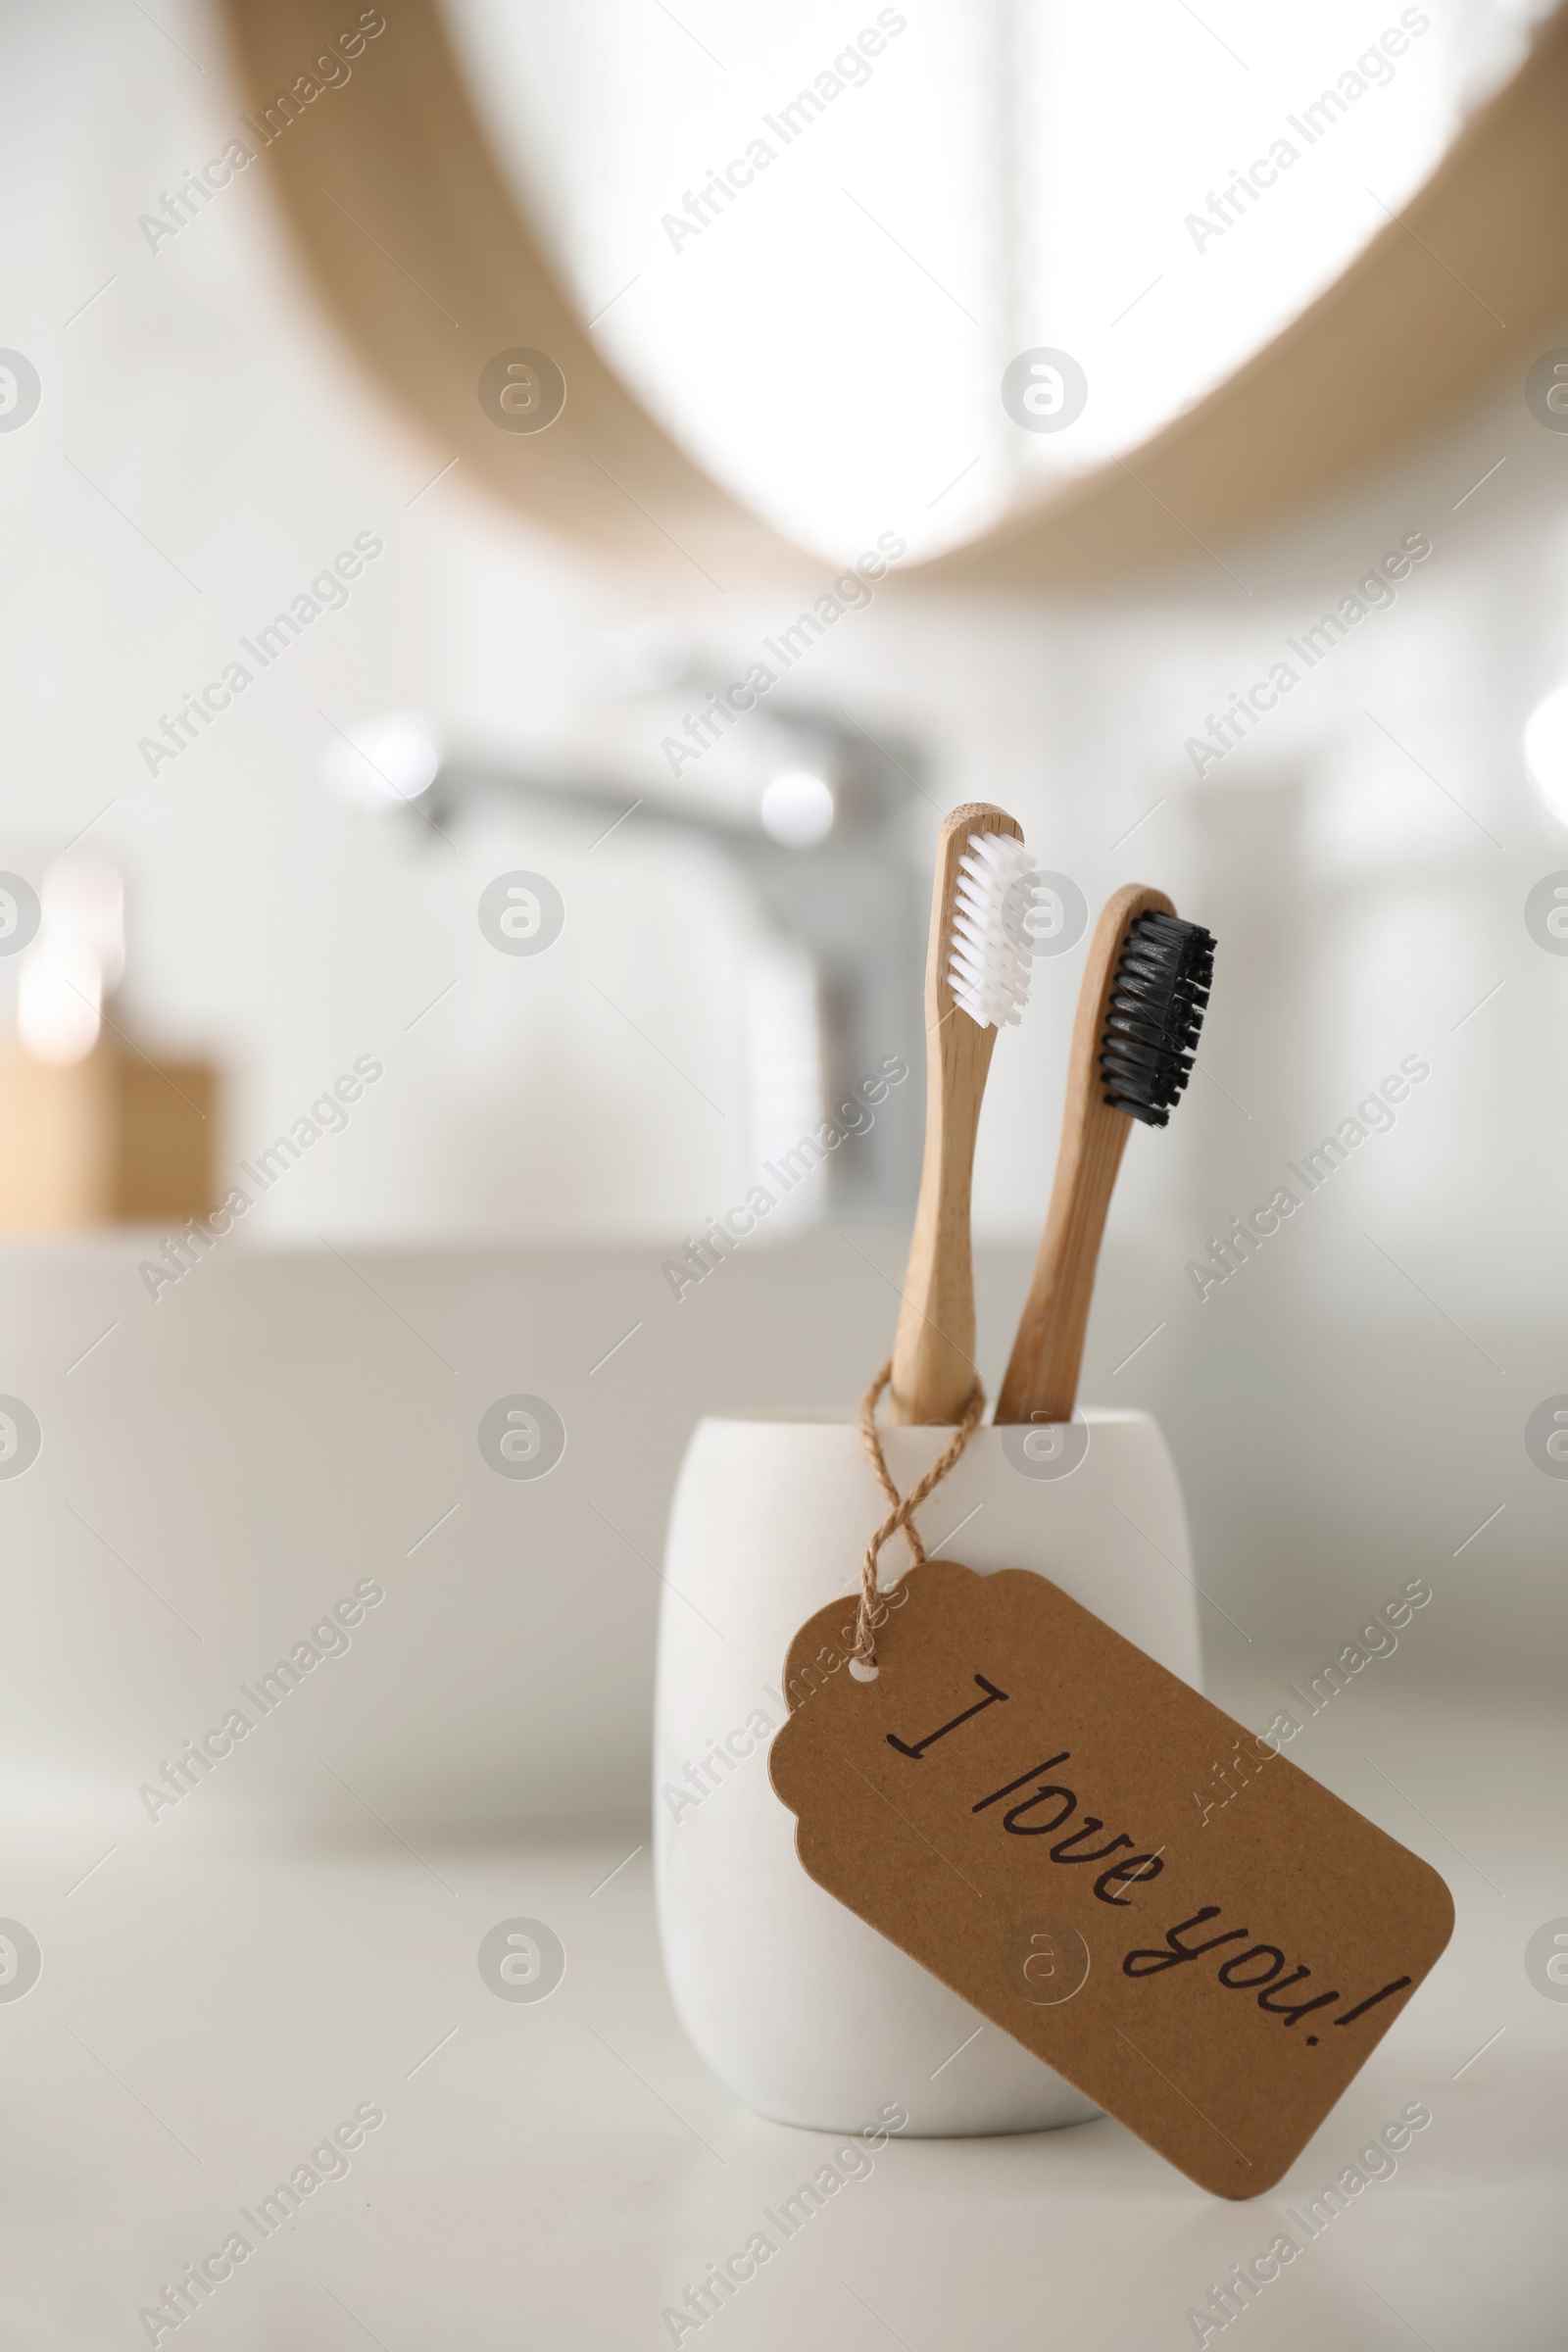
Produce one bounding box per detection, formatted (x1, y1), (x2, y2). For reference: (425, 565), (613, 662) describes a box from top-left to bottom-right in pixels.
(654, 1408), (1202, 2138)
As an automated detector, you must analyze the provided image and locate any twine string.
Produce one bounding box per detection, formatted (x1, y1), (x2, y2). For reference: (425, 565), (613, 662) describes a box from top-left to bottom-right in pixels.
(854, 1358), (985, 1667)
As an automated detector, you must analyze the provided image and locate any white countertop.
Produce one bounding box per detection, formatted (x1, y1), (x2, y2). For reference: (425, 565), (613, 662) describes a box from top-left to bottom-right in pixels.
(6, 1690), (1563, 2349)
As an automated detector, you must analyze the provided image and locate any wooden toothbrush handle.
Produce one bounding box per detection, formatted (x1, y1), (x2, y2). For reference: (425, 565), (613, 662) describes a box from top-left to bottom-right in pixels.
(888, 803), (1021, 1425)
(994, 883), (1174, 1427)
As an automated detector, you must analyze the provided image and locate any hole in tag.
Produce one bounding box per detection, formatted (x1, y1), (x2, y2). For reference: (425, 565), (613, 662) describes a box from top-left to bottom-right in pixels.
(848, 1657), (879, 1683)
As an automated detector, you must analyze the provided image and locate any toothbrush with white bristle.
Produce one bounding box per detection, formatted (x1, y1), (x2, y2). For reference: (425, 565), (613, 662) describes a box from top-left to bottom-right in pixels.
(888, 804), (1039, 1425)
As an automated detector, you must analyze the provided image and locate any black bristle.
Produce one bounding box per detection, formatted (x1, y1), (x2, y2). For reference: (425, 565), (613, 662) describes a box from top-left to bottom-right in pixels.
(1100, 910), (1216, 1128)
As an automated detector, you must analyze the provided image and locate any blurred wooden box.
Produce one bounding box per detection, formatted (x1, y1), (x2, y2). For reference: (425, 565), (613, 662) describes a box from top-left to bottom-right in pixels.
(0, 1046), (215, 1231)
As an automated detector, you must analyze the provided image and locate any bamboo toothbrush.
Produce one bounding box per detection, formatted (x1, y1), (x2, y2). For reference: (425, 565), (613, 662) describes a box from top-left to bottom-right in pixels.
(995, 882), (1216, 1427)
(888, 804), (1039, 1425)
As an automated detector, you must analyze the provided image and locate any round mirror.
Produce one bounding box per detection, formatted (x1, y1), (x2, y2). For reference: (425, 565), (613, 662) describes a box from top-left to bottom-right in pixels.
(446, 0), (1552, 564)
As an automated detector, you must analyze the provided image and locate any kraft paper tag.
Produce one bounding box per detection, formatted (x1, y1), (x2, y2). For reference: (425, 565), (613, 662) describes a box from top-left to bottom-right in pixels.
(768, 1559), (1452, 2198)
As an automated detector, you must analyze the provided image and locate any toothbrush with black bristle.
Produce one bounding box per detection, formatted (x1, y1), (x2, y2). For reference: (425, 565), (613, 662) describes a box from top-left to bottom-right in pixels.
(995, 883), (1215, 1428)
(887, 804), (1040, 1425)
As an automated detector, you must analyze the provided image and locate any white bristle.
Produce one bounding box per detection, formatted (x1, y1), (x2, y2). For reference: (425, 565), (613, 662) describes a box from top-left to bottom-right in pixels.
(947, 830), (1039, 1028)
